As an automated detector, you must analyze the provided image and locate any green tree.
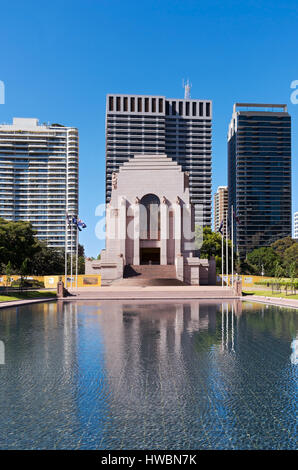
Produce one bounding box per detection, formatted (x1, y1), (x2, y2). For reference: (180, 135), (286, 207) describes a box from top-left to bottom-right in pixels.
(284, 243), (298, 270)
(196, 226), (233, 273)
(5, 261), (12, 287)
(19, 258), (29, 290)
(288, 261), (297, 280)
(246, 247), (280, 276)
(78, 256), (85, 274)
(0, 217), (86, 276)
(271, 237), (296, 258)
(28, 242), (65, 275)
(78, 244), (85, 257)
(0, 218), (39, 270)
(270, 237), (298, 276)
(274, 260), (284, 279)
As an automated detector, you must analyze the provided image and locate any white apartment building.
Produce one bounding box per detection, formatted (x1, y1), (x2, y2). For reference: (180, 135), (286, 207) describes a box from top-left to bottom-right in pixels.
(214, 185), (228, 233)
(294, 211), (298, 239)
(0, 118), (78, 251)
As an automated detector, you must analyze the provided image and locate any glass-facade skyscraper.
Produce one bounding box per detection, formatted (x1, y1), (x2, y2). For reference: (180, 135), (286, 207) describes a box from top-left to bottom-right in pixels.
(228, 103), (291, 257)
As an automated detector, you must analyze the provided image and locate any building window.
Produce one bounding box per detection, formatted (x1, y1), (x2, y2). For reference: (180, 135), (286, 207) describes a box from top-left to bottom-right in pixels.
(186, 102), (190, 116)
(152, 98), (156, 113)
(116, 97), (121, 111)
(179, 101), (183, 116)
(109, 96), (113, 111)
(145, 98), (149, 112)
(130, 97), (135, 112)
(166, 101), (169, 115)
(123, 97), (128, 112)
(172, 101), (176, 115)
(206, 102), (210, 117)
(199, 102), (203, 116)
(138, 98), (142, 112)
(192, 102), (197, 116)
(159, 99), (163, 113)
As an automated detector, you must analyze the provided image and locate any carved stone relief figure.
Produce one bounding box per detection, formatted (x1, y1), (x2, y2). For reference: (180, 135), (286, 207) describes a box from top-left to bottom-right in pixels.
(112, 172), (117, 189)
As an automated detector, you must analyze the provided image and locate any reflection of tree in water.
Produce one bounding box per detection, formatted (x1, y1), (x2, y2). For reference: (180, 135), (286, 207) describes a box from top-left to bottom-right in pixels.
(192, 313), (222, 352)
(241, 306), (297, 340)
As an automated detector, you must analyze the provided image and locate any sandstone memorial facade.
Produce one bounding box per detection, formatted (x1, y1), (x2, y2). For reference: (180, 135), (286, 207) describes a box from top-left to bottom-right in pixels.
(87, 154), (216, 285)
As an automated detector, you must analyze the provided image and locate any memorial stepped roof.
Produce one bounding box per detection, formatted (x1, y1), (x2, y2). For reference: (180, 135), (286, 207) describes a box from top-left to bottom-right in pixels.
(120, 154), (182, 172)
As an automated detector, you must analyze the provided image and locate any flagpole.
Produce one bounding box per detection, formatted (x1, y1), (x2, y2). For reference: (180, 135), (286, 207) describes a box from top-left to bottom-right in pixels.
(221, 231), (224, 287)
(65, 212), (68, 289)
(75, 223), (79, 289)
(231, 204), (234, 287)
(70, 217), (73, 289)
(226, 209), (228, 287)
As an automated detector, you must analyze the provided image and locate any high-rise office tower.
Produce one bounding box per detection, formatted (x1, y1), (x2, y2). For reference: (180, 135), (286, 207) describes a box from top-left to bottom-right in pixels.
(294, 212), (298, 239)
(228, 103), (291, 257)
(0, 118), (78, 251)
(106, 94), (212, 225)
(214, 186), (228, 233)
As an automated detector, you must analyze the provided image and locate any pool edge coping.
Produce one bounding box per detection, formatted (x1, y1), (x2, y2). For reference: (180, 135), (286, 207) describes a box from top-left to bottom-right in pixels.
(0, 298), (56, 309)
(0, 295), (297, 310)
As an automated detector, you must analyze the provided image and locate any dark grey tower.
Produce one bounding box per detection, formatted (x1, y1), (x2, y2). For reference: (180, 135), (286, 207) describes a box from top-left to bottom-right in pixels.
(228, 103), (292, 257)
(105, 94), (212, 226)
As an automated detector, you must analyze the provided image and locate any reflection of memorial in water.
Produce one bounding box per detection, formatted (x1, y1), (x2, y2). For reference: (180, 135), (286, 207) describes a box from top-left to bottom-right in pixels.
(95, 300), (241, 417)
(0, 299), (297, 449)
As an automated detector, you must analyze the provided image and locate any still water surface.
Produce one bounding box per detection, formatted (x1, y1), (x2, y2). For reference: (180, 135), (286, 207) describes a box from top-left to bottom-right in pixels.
(0, 300), (297, 449)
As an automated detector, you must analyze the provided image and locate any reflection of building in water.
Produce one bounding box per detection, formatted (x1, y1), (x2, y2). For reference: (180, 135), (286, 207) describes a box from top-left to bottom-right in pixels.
(96, 300), (243, 375)
(95, 301), (225, 400)
(0, 301), (80, 448)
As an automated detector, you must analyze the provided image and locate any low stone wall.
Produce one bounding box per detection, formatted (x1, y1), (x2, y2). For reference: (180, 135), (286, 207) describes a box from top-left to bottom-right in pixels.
(176, 255), (216, 286)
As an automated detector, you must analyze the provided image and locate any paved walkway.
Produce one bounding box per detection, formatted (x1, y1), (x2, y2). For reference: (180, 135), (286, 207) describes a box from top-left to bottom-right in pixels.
(1, 290), (297, 310)
(0, 298), (55, 309)
(66, 286), (238, 300)
(246, 295), (298, 309)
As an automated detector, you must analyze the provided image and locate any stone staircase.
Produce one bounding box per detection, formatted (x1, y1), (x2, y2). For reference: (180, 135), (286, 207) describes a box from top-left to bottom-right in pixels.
(112, 264), (185, 286)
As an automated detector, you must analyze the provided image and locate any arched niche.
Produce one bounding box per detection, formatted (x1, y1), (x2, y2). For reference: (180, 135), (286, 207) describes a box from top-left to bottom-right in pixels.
(140, 194), (160, 240)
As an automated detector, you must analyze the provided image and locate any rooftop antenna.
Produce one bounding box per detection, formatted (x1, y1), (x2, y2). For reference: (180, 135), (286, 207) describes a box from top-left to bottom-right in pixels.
(183, 79), (192, 99)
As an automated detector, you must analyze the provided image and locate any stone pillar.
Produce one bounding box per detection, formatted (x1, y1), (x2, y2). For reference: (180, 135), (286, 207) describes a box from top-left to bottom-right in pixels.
(57, 280), (64, 298)
(183, 203), (193, 253)
(133, 200), (140, 265)
(174, 198), (182, 258)
(57, 278), (69, 298)
(105, 204), (116, 253)
(234, 279), (242, 297)
(160, 200), (168, 265)
(119, 196), (126, 261)
(175, 254), (184, 282)
(187, 257), (200, 285)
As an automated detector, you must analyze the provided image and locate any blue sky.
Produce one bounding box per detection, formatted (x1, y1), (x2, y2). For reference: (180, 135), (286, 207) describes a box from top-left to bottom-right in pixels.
(0, 0), (297, 256)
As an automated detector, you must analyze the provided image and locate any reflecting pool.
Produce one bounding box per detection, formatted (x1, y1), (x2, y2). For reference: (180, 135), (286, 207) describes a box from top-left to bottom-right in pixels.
(0, 300), (297, 449)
